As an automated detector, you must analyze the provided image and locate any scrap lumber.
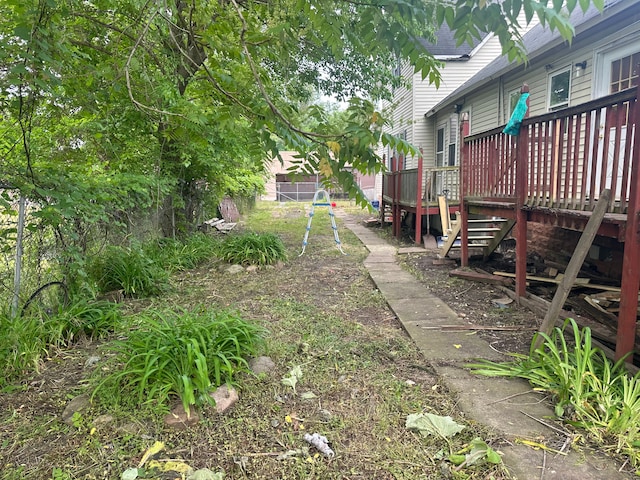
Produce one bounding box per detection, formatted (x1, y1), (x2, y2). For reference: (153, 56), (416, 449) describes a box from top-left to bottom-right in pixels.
(536, 189), (611, 346)
(499, 285), (638, 374)
(449, 268), (512, 286)
(493, 271), (620, 292)
(420, 324), (536, 331)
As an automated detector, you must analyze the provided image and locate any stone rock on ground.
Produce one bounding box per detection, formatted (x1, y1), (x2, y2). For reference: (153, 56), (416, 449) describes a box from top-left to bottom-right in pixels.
(209, 385), (239, 414)
(62, 394), (91, 425)
(164, 404), (200, 430)
(249, 356), (276, 375)
(226, 264), (245, 274)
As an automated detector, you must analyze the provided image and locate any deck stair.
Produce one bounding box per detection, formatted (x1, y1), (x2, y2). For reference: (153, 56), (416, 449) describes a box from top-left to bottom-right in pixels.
(439, 209), (515, 259)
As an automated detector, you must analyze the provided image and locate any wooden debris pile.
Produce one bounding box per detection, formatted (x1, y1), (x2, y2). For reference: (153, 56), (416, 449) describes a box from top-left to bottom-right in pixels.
(198, 217), (236, 234)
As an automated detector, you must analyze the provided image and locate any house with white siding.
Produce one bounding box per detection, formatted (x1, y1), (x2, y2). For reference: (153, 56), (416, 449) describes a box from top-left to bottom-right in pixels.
(428, 0), (639, 143)
(380, 0), (640, 359)
(376, 19), (537, 202)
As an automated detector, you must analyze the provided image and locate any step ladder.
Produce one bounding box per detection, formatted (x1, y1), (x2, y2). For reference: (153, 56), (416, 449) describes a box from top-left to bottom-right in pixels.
(438, 195), (515, 258)
(299, 189), (346, 256)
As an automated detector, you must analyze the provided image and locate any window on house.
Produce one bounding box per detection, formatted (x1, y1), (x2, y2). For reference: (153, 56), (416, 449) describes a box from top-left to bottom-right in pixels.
(448, 115), (458, 166)
(548, 68), (571, 110)
(393, 57), (402, 77)
(610, 51), (640, 93)
(436, 127), (445, 167)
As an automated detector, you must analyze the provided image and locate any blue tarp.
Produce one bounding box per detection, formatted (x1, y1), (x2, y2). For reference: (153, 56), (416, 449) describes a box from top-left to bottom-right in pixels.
(503, 92), (530, 136)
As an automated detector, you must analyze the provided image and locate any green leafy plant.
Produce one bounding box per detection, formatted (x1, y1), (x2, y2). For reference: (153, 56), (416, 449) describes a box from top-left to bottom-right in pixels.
(281, 365), (303, 394)
(221, 232), (287, 266)
(0, 300), (121, 387)
(218, 232), (287, 266)
(143, 233), (221, 272)
(469, 318), (640, 465)
(88, 244), (169, 297)
(448, 438), (502, 469)
(94, 307), (265, 416)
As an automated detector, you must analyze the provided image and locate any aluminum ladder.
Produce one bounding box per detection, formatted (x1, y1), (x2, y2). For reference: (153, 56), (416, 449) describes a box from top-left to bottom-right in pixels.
(299, 189), (346, 256)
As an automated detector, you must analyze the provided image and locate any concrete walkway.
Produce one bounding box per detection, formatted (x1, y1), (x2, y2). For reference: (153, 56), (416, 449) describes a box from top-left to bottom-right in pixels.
(342, 218), (631, 480)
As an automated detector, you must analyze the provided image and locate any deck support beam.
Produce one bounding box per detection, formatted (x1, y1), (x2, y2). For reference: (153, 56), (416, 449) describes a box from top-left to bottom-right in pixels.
(460, 113), (470, 267)
(616, 86), (640, 361)
(415, 151), (423, 245)
(515, 85), (530, 299)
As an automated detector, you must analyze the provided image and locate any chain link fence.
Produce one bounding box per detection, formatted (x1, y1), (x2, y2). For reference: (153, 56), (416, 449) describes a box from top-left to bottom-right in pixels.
(1, 187), (61, 318)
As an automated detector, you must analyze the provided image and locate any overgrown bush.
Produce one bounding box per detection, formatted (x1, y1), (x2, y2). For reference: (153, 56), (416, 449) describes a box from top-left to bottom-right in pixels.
(93, 307), (265, 416)
(218, 231), (287, 266)
(0, 300), (122, 387)
(469, 318), (640, 465)
(143, 233), (220, 272)
(88, 244), (169, 297)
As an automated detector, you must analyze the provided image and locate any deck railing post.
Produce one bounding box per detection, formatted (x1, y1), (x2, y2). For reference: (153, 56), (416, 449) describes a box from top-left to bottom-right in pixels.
(460, 113), (470, 267)
(515, 84), (530, 298)
(616, 80), (640, 361)
(381, 154), (387, 219)
(392, 155), (398, 238)
(415, 149), (424, 245)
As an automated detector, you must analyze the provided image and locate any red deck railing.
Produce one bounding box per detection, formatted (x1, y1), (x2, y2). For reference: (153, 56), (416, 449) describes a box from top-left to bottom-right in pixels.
(463, 87), (638, 213)
(461, 83), (640, 361)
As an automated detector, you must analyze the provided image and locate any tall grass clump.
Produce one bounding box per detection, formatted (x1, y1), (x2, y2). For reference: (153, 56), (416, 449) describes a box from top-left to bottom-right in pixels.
(88, 244), (169, 297)
(469, 318), (640, 465)
(94, 307), (265, 416)
(143, 233), (220, 272)
(0, 300), (121, 388)
(218, 231), (287, 266)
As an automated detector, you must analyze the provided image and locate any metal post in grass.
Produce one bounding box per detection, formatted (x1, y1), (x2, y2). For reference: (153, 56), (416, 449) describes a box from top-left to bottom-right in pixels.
(10, 195), (26, 319)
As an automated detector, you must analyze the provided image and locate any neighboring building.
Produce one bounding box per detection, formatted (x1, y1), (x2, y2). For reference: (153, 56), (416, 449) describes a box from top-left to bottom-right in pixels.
(263, 151), (375, 202)
(380, 0), (640, 360)
(376, 22), (533, 201)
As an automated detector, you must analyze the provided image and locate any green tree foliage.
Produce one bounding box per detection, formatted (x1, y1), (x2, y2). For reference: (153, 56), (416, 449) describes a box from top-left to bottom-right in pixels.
(0, 0), (600, 240)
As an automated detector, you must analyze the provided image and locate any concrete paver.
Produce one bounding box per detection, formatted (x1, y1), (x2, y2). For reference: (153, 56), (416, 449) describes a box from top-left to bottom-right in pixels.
(342, 216), (631, 479)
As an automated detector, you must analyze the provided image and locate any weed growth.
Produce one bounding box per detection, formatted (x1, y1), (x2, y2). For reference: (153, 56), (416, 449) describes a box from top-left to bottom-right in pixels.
(94, 307), (265, 416)
(88, 244), (169, 297)
(218, 231), (287, 265)
(142, 233), (220, 272)
(0, 300), (121, 387)
(469, 318), (640, 465)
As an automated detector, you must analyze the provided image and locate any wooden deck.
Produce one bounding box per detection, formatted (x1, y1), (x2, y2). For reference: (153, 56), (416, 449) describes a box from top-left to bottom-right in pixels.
(382, 83), (640, 360)
(382, 157), (461, 242)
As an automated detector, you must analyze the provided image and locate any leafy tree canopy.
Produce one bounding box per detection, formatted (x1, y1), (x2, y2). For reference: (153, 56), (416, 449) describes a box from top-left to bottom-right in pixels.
(0, 0), (601, 230)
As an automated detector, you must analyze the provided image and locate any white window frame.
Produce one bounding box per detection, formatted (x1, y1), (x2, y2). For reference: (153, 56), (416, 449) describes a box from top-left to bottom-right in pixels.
(594, 36), (640, 98)
(547, 66), (572, 111)
(508, 89), (521, 118)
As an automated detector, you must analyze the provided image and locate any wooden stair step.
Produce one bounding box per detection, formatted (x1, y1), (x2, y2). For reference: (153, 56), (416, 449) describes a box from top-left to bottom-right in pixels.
(468, 218), (508, 223)
(468, 227), (502, 232)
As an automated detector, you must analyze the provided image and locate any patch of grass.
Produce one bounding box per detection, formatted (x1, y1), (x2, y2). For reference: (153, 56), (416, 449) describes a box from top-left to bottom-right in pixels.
(469, 318), (640, 466)
(0, 299), (121, 387)
(0, 201), (510, 479)
(88, 244), (169, 297)
(143, 233), (221, 272)
(93, 307), (265, 416)
(218, 231), (287, 266)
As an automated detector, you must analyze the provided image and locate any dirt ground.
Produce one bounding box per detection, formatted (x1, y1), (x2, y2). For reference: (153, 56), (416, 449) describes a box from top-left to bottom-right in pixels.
(0, 203), (629, 479)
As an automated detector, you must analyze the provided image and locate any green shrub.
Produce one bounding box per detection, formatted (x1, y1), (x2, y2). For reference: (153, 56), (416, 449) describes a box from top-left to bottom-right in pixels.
(88, 244), (169, 297)
(469, 318), (640, 465)
(94, 307), (265, 416)
(218, 231), (287, 266)
(0, 300), (121, 387)
(143, 233), (220, 272)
